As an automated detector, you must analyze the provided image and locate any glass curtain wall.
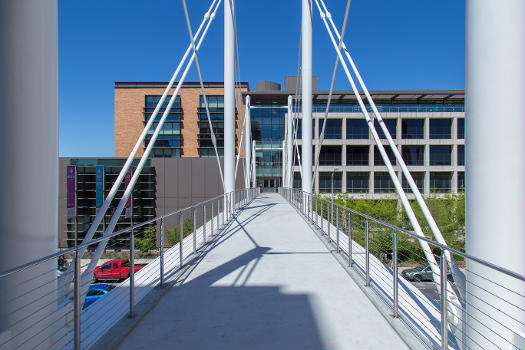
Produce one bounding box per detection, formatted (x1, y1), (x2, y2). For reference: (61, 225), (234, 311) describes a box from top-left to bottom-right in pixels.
(144, 95), (182, 157)
(198, 96), (225, 157)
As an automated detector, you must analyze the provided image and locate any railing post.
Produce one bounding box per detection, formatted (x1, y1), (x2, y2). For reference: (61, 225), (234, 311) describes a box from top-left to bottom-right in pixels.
(315, 196), (318, 227)
(211, 201), (215, 236)
(321, 200), (324, 234)
(74, 248), (81, 350)
(193, 207), (197, 254)
(129, 229), (135, 318)
(365, 218), (370, 286)
(348, 212), (352, 267)
(217, 199), (220, 232)
(440, 251), (448, 350)
(203, 204), (207, 243)
(393, 229), (399, 318)
(336, 207), (340, 252)
(327, 200), (331, 240)
(160, 218), (165, 287)
(178, 212), (183, 267)
(309, 194), (313, 222)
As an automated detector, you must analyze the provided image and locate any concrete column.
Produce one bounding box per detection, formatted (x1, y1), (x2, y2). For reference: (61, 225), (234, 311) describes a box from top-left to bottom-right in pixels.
(0, 1), (58, 348)
(466, 0), (525, 348)
(301, 0), (313, 195)
(224, 0), (235, 207)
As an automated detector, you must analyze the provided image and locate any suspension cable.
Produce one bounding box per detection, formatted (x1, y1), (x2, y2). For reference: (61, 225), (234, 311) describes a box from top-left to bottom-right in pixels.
(312, 0), (351, 192)
(182, 0), (224, 188)
(59, 0), (221, 298)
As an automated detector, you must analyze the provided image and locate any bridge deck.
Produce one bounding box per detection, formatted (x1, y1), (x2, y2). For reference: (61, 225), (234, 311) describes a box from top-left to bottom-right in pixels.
(115, 193), (410, 349)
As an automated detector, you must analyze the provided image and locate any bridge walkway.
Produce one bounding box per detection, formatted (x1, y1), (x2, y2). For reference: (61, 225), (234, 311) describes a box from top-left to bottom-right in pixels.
(114, 193), (410, 349)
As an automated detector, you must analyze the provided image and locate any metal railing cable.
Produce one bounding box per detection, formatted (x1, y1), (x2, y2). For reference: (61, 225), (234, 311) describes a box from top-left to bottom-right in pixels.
(280, 187), (525, 350)
(312, 1), (461, 316)
(60, 0), (221, 288)
(0, 188), (259, 350)
(311, 0), (351, 191)
(316, 0), (466, 303)
(181, 0), (224, 189)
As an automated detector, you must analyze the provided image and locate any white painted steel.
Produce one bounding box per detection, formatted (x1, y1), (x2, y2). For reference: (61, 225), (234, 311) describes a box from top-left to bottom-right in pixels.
(287, 96), (294, 188)
(301, 0), (313, 195)
(0, 1), (58, 348)
(313, 0), (453, 306)
(69, 0), (219, 270)
(466, 0), (525, 348)
(79, 0), (222, 298)
(251, 141), (257, 188)
(224, 0), (236, 211)
(317, 0), (465, 302)
(244, 96), (251, 188)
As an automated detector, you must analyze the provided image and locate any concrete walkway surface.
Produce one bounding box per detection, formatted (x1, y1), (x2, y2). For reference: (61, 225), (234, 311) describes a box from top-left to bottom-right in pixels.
(115, 193), (410, 349)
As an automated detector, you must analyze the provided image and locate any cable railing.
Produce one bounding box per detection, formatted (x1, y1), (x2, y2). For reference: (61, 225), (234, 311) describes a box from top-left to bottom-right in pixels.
(0, 188), (259, 350)
(280, 187), (525, 350)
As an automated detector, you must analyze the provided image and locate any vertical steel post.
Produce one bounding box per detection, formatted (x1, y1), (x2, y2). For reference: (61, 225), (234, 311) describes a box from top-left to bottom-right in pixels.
(440, 251), (448, 350)
(217, 199), (220, 231)
(160, 218), (165, 287)
(336, 207), (340, 252)
(179, 213), (184, 267)
(327, 200), (331, 239)
(245, 96), (252, 189)
(224, 0), (235, 212)
(286, 95), (294, 187)
(365, 218), (370, 286)
(315, 196), (318, 227)
(301, 0), (312, 196)
(348, 212), (353, 267)
(193, 207), (197, 254)
(74, 249), (81, 350)
(203, 204), (207, 243)
(321, 200), (324, 234)
(211, 201), (214, 236)
(393, 229), (399, 318)
(129, 229), (135, 318)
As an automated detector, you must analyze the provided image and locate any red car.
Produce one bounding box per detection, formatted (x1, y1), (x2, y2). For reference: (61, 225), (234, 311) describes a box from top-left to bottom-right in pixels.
(93, 259), (147, 282)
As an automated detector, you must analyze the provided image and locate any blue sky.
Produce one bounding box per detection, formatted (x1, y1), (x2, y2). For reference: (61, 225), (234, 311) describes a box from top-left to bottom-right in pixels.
(59, 0), (465, 157)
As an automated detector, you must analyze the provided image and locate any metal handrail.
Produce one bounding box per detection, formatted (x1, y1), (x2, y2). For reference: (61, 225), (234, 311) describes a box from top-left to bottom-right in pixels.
(0, 189), (250, 279)
(282, 188), (525, 283)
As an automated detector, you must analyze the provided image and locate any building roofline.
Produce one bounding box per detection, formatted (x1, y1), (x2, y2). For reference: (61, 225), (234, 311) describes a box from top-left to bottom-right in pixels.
(115, 81), (250, 89)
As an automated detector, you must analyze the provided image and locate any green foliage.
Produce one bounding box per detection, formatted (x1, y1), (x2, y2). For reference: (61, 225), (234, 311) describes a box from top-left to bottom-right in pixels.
(135, 226), (157, 253)
(317, 191), (465, 264)
(166, 218), (194, 246)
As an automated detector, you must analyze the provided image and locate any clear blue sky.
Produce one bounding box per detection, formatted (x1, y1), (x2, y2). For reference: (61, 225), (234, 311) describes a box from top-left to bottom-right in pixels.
(58, 0), (465, 157)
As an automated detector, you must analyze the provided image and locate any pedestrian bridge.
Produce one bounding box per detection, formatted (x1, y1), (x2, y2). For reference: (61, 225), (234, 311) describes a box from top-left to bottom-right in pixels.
(101, 193), (409, 349)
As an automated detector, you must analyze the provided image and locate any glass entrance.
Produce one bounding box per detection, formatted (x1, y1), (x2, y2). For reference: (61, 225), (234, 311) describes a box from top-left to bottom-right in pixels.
(257, 177), (281, 192)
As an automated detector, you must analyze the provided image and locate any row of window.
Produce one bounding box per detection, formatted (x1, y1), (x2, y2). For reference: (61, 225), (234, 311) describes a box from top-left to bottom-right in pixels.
(291, 103), (465, 114)
(295, 118), (465, 140)
(294, 145), (465, 166)
(293, 172), (464, 193)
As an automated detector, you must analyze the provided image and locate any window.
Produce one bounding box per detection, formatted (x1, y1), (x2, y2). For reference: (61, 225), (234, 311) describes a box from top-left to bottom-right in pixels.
(87, 290), (105, 297)
(374, 119), (397, 139)
(144, 95), (181, 158)
(374, 146), (396, 166)
(402, 119), (424, 139)
(430, 172), (452, 192)
(374, 172), (395, 193)
(402, 172), (424, 192)
(295, 119), (302, 139)
(457, 145), (465, 166)
(458, 172), (465, 191)
(457, 119), (465, 139)
(429, 119), (452, 139)
(319, 172), (342, 193)
(198, 95), (225, 157)
(347, 172), (369, 193)
(346, 119), (368, 139)
(112, 262), (118, 269)
(293, 146), (301, 166)
(430, 146), (451, 165)
(347, 146), (369, 166)
(293, 172), (301, 188)
(318, 119), (342, 139)
(319, 146), (342, 166)
(102, 263), (110, 270)
(402, 145), (424, 166)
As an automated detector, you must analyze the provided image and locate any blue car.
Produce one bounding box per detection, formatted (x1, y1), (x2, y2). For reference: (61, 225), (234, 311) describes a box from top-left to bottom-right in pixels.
(83, 284), (115, 309)
(64, 283), (115, 309)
